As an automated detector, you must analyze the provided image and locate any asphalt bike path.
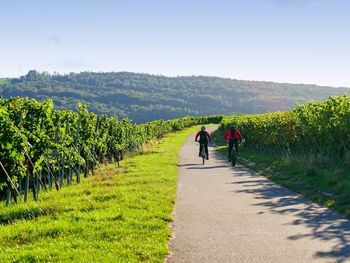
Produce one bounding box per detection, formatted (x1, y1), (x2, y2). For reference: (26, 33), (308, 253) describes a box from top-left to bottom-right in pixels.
(166, 129), (350, 263)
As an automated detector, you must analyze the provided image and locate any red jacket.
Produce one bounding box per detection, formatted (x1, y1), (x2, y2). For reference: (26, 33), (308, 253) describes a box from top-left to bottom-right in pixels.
(195, 131), (212, 141)
(224, 129), (243, 142)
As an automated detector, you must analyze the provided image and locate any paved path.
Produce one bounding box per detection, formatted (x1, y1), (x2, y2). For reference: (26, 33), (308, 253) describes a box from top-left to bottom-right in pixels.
(167, 129), (350, 263)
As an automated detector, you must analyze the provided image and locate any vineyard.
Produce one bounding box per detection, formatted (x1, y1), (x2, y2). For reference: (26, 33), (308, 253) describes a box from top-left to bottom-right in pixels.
(0, 97), (222, 205)
(2, 94), (350, 261)
(3, 94), (350, 207)
(220, 95), (350, 163)
(216, 95), (350, 214)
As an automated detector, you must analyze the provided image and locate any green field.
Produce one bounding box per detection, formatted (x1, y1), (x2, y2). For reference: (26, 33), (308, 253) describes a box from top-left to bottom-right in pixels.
(0, 126), (198, 262)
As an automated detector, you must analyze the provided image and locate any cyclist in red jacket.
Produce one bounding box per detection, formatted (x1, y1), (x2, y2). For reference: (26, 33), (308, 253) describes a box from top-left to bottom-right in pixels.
(195, 126), (212, 160)
(224, 125), (243, 161)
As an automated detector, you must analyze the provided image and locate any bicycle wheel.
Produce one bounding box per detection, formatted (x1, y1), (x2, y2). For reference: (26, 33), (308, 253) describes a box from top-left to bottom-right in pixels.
(231, 147), (237, 167)
(201, 147), (206, 165)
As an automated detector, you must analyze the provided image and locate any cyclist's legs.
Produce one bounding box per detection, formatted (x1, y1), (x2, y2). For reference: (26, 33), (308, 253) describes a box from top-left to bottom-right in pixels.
(228, 140), (234, 159)
(199, 143), (203, 156)
(234, 140), (239, 156)
(204, 142), (209, 157)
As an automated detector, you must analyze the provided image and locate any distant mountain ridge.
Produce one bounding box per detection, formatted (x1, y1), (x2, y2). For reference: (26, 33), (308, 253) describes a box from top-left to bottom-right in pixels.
(0, 70), (348, 123)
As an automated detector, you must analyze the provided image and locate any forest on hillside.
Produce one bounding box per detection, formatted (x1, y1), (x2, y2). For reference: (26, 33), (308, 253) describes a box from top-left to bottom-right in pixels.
(0, 70), (348, 123)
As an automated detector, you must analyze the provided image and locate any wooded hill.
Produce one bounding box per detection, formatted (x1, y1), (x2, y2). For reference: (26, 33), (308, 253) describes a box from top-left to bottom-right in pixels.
(0, 70), (348, 123)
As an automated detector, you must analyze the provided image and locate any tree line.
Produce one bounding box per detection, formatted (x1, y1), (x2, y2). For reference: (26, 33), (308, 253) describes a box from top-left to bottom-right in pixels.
(0, 70), (348, 123)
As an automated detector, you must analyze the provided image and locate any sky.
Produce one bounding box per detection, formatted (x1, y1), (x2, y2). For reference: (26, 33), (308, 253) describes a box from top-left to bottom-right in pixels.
(0, 0), (349, 87)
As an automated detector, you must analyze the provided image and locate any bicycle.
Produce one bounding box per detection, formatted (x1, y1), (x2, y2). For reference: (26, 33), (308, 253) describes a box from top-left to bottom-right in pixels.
(229, 142), (237, 167)
(199, 142), (207, 165)
(227, 138), (240, 167)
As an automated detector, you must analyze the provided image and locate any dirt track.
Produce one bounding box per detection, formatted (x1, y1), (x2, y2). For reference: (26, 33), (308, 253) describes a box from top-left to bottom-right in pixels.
(166, 129), (350, 262)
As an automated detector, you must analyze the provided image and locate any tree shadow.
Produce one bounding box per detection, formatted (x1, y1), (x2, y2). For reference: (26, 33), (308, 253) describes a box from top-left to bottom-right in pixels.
(178, 163), (203, 167)
(186, 165), (228, 170)
(231, 172), (350, 262)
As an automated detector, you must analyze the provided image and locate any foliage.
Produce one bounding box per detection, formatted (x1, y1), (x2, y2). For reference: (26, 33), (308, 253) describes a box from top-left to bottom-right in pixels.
(0, 127), (197, 262)
(0, 70), (348, 123)
(220, 95), (350, 160)
(0, 97), (221, 203)
(218, 95), (350, 216)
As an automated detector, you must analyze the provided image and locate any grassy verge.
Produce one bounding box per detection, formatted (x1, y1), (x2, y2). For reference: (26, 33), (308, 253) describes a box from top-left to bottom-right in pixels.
(212, 129), (350, 218)
(0, 126), (199, 262)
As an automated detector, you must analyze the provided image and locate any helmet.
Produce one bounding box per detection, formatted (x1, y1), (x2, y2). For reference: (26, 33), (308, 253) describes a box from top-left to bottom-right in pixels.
(230, 124), (236, 129)
(201, 126), (206, 131)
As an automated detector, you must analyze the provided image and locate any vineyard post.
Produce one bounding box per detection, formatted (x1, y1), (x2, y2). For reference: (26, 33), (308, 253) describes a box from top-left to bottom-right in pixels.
(32, 164), (38, 201)
(84, 160), (89, 178)
(35, 173), (40, 195)
(66, 120), (73, 185)
(59, 162), (63, 188)
(24, 160), (29, 202)
(30, 114), (38, 201)
(4, 175), (12, 206)
(45, 160), (60, 191)
(18, 179), (22, 200)
(40, 120), (50, 189)
(77, 147), (81, 183)
(75, 119), (81, 183)
(32, 177), (38, 202)
(1, 161), (20, 205)
(92, 117), (99, 176)
(37, 170), (42, 192)
(68, 156), (72, 185)
(6, 187), (11, 206)
(48, 162), (52, 189)
(54, 118), (64, 188)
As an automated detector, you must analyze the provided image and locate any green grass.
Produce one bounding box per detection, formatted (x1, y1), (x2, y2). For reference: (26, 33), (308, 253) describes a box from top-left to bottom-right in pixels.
(0, 126), (199, 262)
(212, 129), (350, 218)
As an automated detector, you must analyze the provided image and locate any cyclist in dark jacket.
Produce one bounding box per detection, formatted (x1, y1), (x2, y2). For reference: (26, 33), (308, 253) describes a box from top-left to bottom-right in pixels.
(224, 125), (243, 161)
(195, 126), (212, 160)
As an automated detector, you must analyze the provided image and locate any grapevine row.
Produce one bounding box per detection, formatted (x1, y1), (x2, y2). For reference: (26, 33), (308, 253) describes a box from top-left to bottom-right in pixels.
(220, 95), (350, 161)
(0, 97), (222, 205)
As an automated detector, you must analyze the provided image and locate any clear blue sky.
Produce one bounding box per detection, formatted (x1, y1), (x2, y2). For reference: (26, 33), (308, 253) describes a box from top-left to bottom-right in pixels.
(1, 0), (349, 87)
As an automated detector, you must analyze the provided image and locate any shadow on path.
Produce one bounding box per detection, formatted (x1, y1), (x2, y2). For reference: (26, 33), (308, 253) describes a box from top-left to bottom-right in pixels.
(231, 170), (350, 263)
(186, 165), (228, 170)
(178, 163), (203, 167)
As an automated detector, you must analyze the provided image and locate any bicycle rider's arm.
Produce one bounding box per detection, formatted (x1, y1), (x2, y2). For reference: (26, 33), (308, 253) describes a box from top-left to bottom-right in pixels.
(195, 131), (200, 141)
(206, 131), (212, 141)
(224, 130), (230, 143)
(236, 130), (243, 143)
